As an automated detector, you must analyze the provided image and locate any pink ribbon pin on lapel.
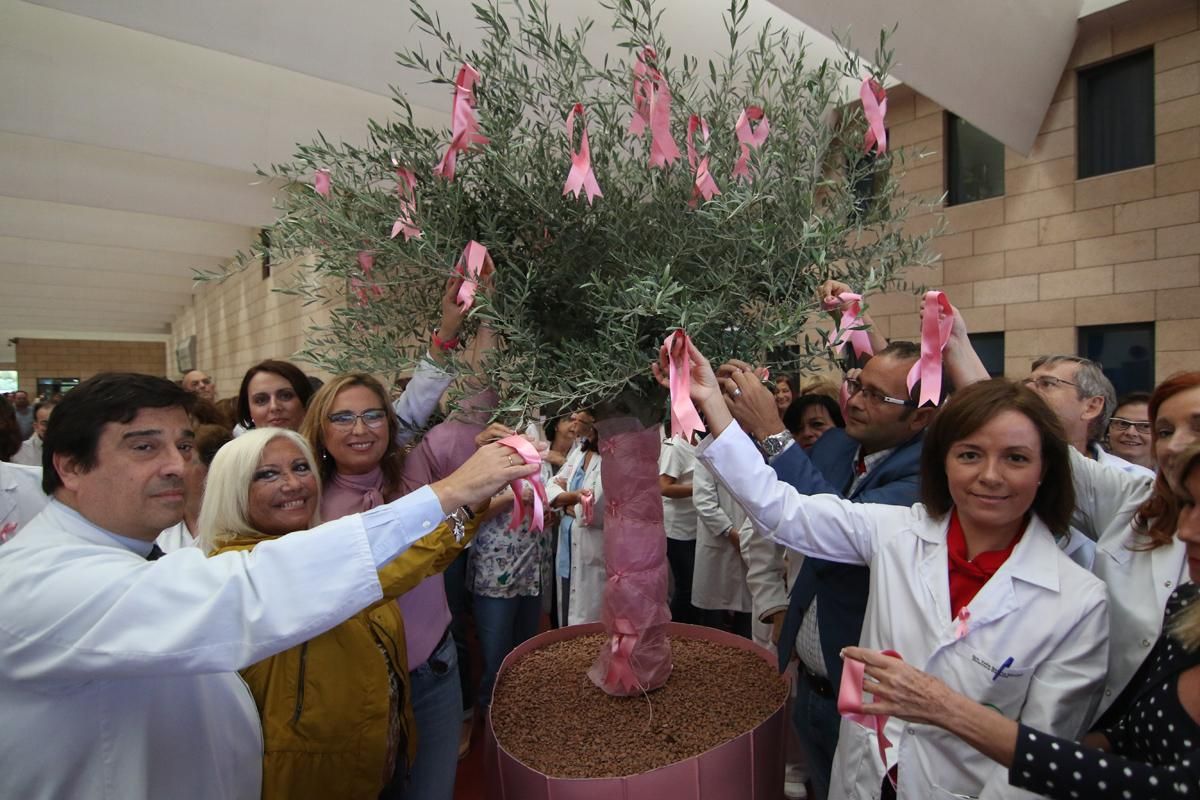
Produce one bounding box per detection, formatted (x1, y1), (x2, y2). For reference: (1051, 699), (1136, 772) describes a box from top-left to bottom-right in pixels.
(906, 290), (954, 407)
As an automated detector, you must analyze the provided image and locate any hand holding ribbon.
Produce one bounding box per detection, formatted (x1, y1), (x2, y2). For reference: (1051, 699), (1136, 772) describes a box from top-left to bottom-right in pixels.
(454, 240), (494, 312)
(824, 292), (875, 360)
(563, 103), (603, 204)
(433, 63), (490, 181)
(496, 435), (548, 533)
(732, 106), (770, 182)
(663, 331), (706, 441)
(860, 78), (888, 155)
(839, 647), (904, 784)
(906, 290), (954, 407)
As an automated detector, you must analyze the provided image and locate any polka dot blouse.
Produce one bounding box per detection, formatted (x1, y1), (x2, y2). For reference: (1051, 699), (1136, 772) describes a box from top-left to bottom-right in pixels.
(1010, 583), (1200, 799)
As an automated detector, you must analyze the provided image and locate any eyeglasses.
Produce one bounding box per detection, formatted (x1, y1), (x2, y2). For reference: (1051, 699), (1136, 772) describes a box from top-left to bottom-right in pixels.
(326, 409), (388, 429)
(1021, 375), (1078, 392)
(1108, 417), (1151, 435)
(844, 378), (914, 408)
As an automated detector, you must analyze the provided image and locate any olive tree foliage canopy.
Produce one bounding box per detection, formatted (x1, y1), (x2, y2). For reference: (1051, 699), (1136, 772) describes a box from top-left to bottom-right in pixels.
(208, 0), (937, 421)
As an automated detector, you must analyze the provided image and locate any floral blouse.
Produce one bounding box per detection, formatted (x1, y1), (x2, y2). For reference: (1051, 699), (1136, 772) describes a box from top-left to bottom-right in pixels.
(467, 464), (555, 599)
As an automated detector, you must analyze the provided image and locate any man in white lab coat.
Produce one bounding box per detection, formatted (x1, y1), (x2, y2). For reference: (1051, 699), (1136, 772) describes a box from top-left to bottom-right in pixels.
(0, 372), (533, 800)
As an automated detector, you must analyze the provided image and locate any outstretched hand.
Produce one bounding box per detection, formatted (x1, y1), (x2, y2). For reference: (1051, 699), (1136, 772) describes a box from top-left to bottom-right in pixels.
(717, 359), (787, 441)
(431, 440), (538, 514)
(651, 334), (734, 437)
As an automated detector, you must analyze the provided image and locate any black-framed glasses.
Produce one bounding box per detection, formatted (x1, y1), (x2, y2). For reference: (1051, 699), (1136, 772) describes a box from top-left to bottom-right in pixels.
(327, 409), (388, 429)
(1108, 417), (1151, 435)
(844, 378), (914, 408)
(1021, 375), (1078, 392)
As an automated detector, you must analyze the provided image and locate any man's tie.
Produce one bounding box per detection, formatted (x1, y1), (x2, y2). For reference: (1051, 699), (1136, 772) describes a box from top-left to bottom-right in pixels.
(146, 544), (165, 561)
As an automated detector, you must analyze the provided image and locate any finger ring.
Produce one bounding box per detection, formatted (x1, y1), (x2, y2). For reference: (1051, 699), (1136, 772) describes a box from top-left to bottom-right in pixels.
(730, 387), (743, 399)
(507, 456), (514, 466)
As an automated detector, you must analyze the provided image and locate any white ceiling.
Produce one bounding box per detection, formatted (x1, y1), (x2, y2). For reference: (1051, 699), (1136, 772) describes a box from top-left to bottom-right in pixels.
(0, 0), (1106, 361)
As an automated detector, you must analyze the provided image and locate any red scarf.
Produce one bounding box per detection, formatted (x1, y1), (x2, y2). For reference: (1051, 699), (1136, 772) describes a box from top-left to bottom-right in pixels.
(946, 508), (1024, 620)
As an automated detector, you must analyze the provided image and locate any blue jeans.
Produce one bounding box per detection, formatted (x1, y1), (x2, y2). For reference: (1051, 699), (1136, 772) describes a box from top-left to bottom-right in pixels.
(474, 593), (543, 708)
(391, 632), (462, 800)
(792, 671), (842, 800)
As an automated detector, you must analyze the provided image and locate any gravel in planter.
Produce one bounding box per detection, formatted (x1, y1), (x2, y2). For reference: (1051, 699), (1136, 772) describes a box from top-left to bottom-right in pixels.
(491, 633), (787, 778)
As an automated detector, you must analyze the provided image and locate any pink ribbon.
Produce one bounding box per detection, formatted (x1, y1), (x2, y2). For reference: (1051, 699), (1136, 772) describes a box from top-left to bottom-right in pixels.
(350, 276), (381, 307)
(390, 161), (422, 241)
(954, 607), (971, 640)
(628, 46), (681, 170)
(605, 616), (641, 693)
(905, 290), (954, 407)
(0, 522), (17, 544)
(433, 64), (490, 181)
(860, 78), (888, 155)
(313, 168), (331, 197)
(665, 331), (706, 441)
(686, 115), (720, 207)
(579, 489), (595, 526)
(497, 435), (548, 533)
(453, 240), (494, 311)
(357, 250), (375, 276)
(825, 292), (874, 360)
(732, 106), (770, 182)
(563, 103), (603, 205)
(839, 648), (903, 784)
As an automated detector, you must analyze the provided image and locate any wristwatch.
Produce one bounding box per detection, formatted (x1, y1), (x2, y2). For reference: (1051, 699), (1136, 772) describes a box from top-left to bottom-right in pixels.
(448, 505), (475, 543)
(756, 430), (794, 459)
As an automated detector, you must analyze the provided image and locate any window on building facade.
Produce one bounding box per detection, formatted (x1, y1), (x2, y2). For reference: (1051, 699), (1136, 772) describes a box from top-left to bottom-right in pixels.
(1077, 49), (1154, 179)
(1077, 322), (1155, 397)
(850, 146), (884, 218)
(946, 114), (1005, 206)
(969, 332), (1006, 378)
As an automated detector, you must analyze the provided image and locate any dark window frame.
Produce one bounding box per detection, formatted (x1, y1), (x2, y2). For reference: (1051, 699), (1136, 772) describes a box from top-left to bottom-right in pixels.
(945, 112), (1006, 206)
(1077, 321), (1156, 397)
(1076, 48), (1155, 179)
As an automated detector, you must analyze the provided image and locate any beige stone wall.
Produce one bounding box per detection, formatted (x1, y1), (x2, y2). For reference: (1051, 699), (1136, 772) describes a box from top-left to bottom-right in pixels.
(876, 0), (1200, 384)
(15, 339), (167, 395)
(168, 256), (337, 404)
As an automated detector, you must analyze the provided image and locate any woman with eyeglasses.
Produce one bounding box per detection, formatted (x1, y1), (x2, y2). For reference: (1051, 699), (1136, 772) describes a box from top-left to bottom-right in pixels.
(660, 340), (1110, 800)
(1105, 392), (1153, 470)
(299, 373), (471, 800)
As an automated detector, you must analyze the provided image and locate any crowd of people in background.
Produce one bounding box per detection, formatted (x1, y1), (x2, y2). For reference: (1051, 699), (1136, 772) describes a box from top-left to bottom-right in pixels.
(0, 276), (1197, 800)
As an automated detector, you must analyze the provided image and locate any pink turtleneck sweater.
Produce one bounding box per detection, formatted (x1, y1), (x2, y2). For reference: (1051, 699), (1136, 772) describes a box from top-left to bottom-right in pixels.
(321, 467), (451, 670)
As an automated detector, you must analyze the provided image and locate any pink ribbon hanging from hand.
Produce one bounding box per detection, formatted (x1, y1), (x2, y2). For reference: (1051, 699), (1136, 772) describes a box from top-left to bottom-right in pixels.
(453, 240), (494, 311)
(605, 616), (642, 693)
(496, 435), (549, 533)
(579, 489), (595, 526)
(839, 649), (904, 783)
(313, 168), (331, 197)
(389, 162), (422, 241)
(824, 292), (874, 360)
(954, 607), (971, 640)
(686, 115), (720, 207)
(664, 331), (706, 442)
(628, 46), (681, 170)
(731, 106), (770, 182)
(433, 64), (491, 181)
(562, 103), (603, 204)
(905, 290), (954, 407)
(860, 78), (888, 155)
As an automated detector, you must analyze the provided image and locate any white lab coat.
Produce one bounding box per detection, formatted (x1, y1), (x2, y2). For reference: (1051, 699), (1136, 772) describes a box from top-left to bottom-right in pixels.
(699, 423), (1110, 800)
(1068, 447), (1186, 713)
(0, 489), (445, 800)
(0, 462), (46, 542)
(691, 461), (752, 612)
(546, 448), (605, 625)
(155, 520), (197, 553)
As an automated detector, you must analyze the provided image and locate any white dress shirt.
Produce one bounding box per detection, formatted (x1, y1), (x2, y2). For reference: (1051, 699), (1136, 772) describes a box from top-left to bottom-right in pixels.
(0, 462), (46, 542)
(0, 488), (445, 800)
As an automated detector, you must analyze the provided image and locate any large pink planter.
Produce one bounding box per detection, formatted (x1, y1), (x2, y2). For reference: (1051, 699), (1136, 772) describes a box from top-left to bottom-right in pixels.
(485, 622), (789, 800)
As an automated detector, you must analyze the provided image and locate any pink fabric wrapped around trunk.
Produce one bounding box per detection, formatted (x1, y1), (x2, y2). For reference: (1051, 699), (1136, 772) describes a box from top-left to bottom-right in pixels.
(587, 417), (672, 695)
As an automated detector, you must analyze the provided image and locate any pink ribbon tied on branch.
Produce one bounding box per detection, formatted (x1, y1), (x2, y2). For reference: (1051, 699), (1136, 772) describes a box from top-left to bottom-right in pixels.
(579, 489), (595, 526)
(860, 78), (888, 156)
(906, 290), (954, 407)
(732, 106), (770, 183)
(433, 64), (490, 181)
(496, 435), (549, 533)
(389, 161), (422, 241)
(605, 616), (642, 694)
(562, 103), (603, 205)
(839, 648), (904, 786)
(664, 331), (706, 442)
(628, 46), (681, 170)
(453, 240), (494, 312)
(824, 292), (875, 360)
(313, 168), (331, 197)
(686, 115), (721, 207)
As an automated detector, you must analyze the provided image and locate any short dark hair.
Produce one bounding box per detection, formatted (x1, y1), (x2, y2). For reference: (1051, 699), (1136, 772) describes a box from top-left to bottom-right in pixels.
(1114, 391), (1152, 411)
(783, 394), (845, 433)
(42, 373), (195, 494)
(236, 360), (314, 428)
(0, 395), (20, 462)
(32, 401), (57, 417)
(919, 378), (1075, 537)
